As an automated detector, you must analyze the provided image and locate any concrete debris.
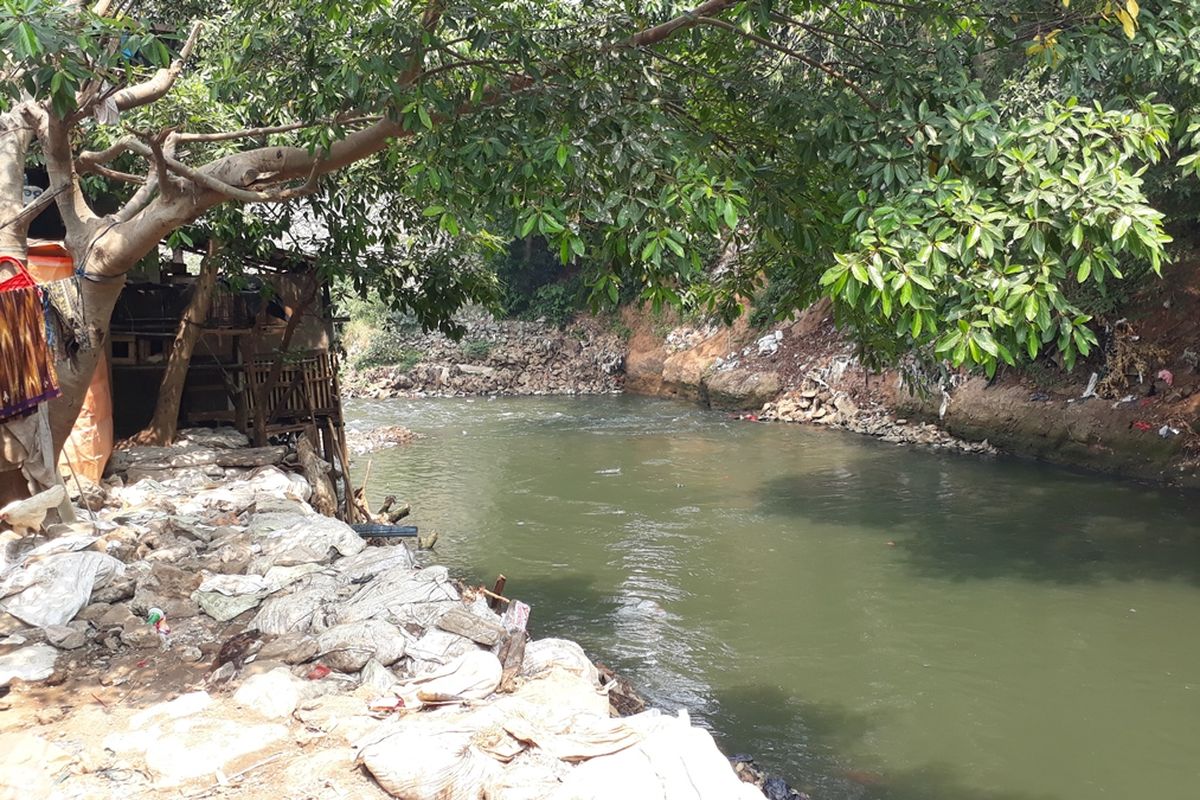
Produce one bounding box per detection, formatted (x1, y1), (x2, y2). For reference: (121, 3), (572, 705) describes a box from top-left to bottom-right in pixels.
(760, 385), (996, 455)
(435, 604), (506, 646)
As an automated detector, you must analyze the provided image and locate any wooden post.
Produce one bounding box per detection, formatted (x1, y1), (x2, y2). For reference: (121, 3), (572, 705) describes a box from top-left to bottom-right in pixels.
(489, 575), (507, 611)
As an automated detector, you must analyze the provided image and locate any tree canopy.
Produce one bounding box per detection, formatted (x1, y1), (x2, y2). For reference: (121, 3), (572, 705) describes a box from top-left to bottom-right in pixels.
(2, 0), (1199, 390)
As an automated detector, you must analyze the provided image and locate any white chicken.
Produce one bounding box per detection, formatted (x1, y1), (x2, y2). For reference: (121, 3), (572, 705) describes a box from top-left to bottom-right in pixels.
(0, 485), (67, 536)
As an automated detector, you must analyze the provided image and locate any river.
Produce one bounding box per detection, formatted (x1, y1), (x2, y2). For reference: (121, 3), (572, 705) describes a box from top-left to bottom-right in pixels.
(347, 395), (1200, 800)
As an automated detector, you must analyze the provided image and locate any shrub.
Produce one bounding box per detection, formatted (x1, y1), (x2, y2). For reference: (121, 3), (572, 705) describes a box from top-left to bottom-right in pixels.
(461, 339), (492, 360)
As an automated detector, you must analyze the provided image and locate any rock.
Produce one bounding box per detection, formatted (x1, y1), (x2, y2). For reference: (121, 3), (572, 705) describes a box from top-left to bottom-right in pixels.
(97, 603), (135, 629)
(0, 643), (58, 686)
(233, 667), (305, 719)
(76, 602), (112, 622)
(131, 562), (201, 619)
(179, 645), (203, 662)
(208, 662), (236, 684)
(44, 621), (88, 650)
(316, 620), (406, 672)
(703, 368), (782, 410)
(90, 572), (135, 604)
(833, 395), (860, 418)
(258, 633), (320, 665)
(435, 605), (506, 646)
(120, 619), (161, 649)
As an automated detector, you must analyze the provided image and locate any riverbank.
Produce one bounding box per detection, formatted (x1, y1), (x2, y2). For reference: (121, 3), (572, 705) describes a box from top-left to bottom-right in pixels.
(339, 264), (1200, 485)
(622, 288), (1200, 486)
(0, 431), (771, 799)
(342, 309), (625, 399)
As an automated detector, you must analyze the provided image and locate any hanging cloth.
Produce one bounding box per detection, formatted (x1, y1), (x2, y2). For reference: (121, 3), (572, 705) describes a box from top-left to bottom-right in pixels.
(41, 275), (95, 362)
(0, 256), (62, 421)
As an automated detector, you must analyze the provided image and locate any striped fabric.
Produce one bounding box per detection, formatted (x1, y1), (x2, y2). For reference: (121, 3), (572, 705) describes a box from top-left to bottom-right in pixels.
(0, 259), (62, 422)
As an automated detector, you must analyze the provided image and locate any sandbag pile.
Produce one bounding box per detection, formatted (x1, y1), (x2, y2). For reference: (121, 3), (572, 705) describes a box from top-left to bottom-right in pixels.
(0, 429), (768, 799)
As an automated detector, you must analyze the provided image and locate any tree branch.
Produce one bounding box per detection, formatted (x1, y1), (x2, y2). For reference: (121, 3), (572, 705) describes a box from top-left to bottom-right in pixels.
(30, 106), (99, 242)
(77, 138), (135, 166)
(136, 129), (176, 198)
(80, 0), (741, 277)
(695, 17), (879, 110)
(626, 0), (737, 47)
(0, 109), (36, 240)
(83, 164), (145, 185)
(0, 184), (70, 233)
(174, 115), (380, 143)
(112, 21), (203, 112)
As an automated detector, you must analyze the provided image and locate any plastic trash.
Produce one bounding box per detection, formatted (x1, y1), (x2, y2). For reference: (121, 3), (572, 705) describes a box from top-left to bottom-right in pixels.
(147, 607), (171, 647)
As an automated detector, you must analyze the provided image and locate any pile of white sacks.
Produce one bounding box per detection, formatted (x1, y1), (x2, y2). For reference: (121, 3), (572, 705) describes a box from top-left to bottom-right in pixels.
(0, 429), (765, 800)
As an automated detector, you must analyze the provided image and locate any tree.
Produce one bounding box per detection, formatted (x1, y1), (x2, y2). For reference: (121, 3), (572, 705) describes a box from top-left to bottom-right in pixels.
(0, 0), (1195, 475)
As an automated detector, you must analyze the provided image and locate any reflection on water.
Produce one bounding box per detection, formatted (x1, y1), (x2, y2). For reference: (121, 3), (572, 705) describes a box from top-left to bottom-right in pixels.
(349, 395), (1200, 800)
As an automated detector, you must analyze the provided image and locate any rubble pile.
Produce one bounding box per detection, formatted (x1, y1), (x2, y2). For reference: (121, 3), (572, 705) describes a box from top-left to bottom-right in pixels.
(761, 386), (997, 455)
(343, 316), (626, 399)
(346, 424), (419, 455)
(0, 430), (766, 799)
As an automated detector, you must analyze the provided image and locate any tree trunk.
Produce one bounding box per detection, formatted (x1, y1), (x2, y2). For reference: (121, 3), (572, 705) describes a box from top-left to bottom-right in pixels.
(131, 240), (221, 445)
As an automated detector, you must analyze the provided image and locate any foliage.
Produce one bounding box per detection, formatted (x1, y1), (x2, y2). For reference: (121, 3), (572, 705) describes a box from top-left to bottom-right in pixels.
(460, 339), (492, 359)
(493, 236), (584, 321)
(349, 327), (423, 371)
(5, 0), (1200, 379)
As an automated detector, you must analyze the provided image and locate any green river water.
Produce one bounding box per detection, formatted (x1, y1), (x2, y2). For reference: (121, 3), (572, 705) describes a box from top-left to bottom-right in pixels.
(348, 395), (1200, 800)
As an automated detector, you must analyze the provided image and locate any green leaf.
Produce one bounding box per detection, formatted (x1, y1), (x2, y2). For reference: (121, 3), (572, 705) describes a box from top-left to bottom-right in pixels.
(418, 105), (433, 130)
(1112, 215), (1132, 241)
(16, 23), (40, 57)
(556, 143), (568, 168)
(520, 215), (538, 238)
(1076, 256), (1092, 283)
(1029, 227), (1045, 260)
(722, 202), (738, 229)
